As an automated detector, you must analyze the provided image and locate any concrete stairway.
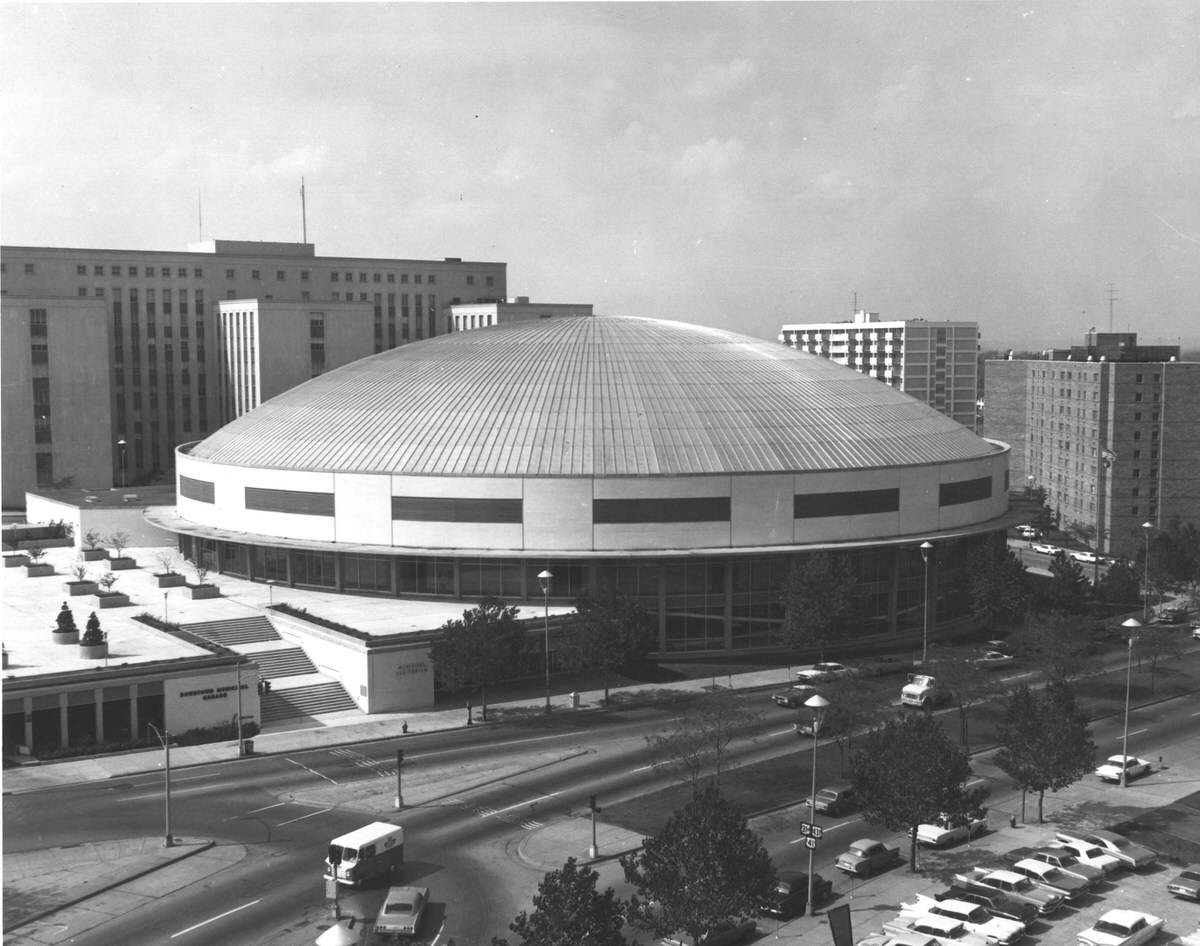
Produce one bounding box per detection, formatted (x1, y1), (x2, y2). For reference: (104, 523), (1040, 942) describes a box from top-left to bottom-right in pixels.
(260, 675), (359, 723)
(250, 646), (315, 679)
(181, 615), (280, 647)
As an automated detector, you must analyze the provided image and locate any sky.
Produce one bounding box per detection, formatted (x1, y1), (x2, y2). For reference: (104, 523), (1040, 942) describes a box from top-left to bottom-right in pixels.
(3, 2), (1199, 351)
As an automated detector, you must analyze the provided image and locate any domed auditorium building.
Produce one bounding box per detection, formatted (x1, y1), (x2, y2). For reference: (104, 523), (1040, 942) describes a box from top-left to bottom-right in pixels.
(161, 317), (1011, 656)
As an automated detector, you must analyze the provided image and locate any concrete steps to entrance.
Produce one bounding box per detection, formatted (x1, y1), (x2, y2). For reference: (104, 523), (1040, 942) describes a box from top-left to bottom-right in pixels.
(181, 615), (280, 647)
(261, 681), (358, 723)
(250, 646), (315, 679)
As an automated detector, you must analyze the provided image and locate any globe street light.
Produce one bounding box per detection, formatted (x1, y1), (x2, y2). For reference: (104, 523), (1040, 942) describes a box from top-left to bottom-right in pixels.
(804, 693), (830, 917)
(117, 439), (127, 489)
(919, 542), (934, 665)
(146, 723), (174, 847)
(1141, 522), (1153, 623)
(538, 570), (553, 714)
(1120, 618), (1141, 788)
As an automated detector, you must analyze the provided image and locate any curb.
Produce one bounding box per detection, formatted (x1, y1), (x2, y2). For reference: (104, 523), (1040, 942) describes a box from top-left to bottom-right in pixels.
(5, 838), (216, 932)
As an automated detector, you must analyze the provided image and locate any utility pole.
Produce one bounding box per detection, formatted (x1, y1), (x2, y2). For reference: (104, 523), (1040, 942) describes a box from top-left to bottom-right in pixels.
(394, 748), (404, 809)
(1107, 284), (1119, 333)
(587, 794), (602, 858)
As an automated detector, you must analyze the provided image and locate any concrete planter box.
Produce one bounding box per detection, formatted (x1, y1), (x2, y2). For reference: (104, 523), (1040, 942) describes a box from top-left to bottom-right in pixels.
(94, 592), (131, 609)
(186, 583), (221, 599)
(80, 548), (109, 562)
(155, 573), (187, 588)
(25, 564), (55, 577)
(78, 642), (109, 660)
(51, 630), (80, 645)
(64, 580), (100, 596)
(16, 537), (73, 551)
(108, 557), (138, 571)
(5, 554), (30, 568)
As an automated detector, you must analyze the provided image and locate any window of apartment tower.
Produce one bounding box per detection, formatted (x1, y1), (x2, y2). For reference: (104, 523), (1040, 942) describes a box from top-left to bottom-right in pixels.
(78, 287), (88, 297)
(30, 308), (47, 337)
(414, 274), (422, 284)
(387, 273), (395, 283)
(276, 270), (285, 281)
(359, 272), (367, 283)
(310, 317), (324, 338)
(226, 269), (235, 279)
(76, 264), (86, 275)
(35, 453), (53, 485)
(25, 263), (35, 274)
(428, 274), (436, 285)
(31, 343), (49, 364)
(466, 275), (475, 285)
(373, 273), (381, 283)
(486, 275), (494, 286)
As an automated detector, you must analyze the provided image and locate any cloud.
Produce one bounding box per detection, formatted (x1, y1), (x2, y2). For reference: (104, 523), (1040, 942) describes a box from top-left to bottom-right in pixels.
(672, 137), (745, 181)
(872, 61), (932, 126)
(251, 145), (330, 179)
(686, 58), (757, 99)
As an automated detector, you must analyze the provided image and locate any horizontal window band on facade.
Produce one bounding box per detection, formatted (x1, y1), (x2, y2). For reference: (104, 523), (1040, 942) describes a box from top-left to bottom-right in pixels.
(391, 496), (523, 524)
(245, 486), (335, 516)
(794, 488), (899, 519)
(939, 476), (993, 507)
(593, 497), (731, 524)
(179, 475), (214, 504)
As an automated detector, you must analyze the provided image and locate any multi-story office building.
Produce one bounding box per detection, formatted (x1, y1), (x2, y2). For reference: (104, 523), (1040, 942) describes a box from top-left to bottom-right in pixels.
(448, 297), (593, 332)
(779, 310), (980, 430)
(0, 239), (507, 506)
(983, 332), (1200, 558)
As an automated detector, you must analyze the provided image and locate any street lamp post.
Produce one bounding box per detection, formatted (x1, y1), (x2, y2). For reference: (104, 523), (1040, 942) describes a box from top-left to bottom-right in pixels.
(804, 694), (830, 917)
(267, 579), (277, 607)
(919, 542), (934, 665)
(538, 570), (553, 714)
(146, 723), (174, 847)
(1141, 521), (1153, 623)
(1120, 618), (1141, 788)
(163, 591), (169, 623)
(117, 439), (127, 489)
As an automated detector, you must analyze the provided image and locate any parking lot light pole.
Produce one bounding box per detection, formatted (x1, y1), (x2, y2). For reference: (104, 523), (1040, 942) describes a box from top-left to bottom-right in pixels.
(1141, 521), (1153, 623)
(920, 542), (934, 665)
(147, 723), (174, 847)
(804, 693), (830, 916)
(1120, 618), (1141, 788)
(538, 570), (553, 714)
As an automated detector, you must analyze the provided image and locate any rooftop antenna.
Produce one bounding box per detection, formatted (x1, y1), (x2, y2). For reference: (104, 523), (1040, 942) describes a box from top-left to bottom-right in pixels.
(197, 189), (203, 241)
(1107, 284), (1119, 333)
(301, 178), (307, 243)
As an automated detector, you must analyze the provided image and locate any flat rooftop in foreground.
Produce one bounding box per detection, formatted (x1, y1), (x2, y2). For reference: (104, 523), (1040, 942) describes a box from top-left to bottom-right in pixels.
(3, 544), (575, 682)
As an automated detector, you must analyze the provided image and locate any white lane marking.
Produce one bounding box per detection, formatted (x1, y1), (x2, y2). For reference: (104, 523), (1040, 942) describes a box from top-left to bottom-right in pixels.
(116, 784), (236, 803)
(1118, 729), (1149, 739)
(277, 807), (332, 827)
(491, 790), (560, 816)
(285, 757), (337, 784)
(247, 802), (287, 814)
(170, 898), (262, 938)
(770, 728), (796, 737)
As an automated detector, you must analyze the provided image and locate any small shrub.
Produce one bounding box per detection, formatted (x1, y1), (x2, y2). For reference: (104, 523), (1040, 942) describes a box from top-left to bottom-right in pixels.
(98, 572), (120, 594)
(82, 612), (105, 646)
(193, 560), (210, 586)
(155, 551), (179, 575)
(26, 546), (46, 564)
(107, 532), (131, 558)
(83, 529), (103, 550)
(55, 601), (78, 635)
(48, 519), (74, 540)
(71, 554), (90, 582)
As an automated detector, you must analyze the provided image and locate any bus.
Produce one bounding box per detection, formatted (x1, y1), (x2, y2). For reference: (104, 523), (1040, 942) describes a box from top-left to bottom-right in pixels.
(325, 822), (404, 886)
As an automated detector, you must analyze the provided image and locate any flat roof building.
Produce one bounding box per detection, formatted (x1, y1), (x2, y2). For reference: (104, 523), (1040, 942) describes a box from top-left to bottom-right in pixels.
(448, 297), (593, 333)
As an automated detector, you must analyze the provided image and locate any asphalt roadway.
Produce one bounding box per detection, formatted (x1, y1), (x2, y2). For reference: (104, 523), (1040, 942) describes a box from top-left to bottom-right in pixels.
(6, 662), (1200, 946)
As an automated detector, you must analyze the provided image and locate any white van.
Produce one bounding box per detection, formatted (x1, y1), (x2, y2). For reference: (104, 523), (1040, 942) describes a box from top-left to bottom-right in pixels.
(325, 822), (404, 886)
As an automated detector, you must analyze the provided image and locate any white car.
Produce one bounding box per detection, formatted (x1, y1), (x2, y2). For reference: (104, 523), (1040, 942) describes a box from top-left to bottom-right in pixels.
(1094, 754), (1152, 783)
(1009, 858), (1089, 901)
(856, 933), (943, 946)
(916, 813), (989, 847)
(1055, 829), (1157, 869)
(899, 894), (1025, 945)
(375, 885), (428, 938)
(795, 661), (852, 683)
(1050, 840), (1122, 876)
(1075, 908), (1163, 946)
(973, 651), (1015, 670)
(1031, 542), (1059, 555)
(882, 912), (990, 946)
(1016, 525), (1040, 538)
(1070, 550), (1100, 563)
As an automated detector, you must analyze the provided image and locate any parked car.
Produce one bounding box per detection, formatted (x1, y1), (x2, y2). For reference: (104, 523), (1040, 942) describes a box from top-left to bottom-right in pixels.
(1094, 755), (1152, 783)
(759, 870), (832, 918)
(1016, 525), (1040, 539)
(1031, 542), (1059, 555)
(1054, 829), (1157, 869)
(1070, 550), (1100, 563)
(1009, 858), (1090, 901)
(1157, 605), (1190, 624)
(795, 661), (852, 683)
(898, 894), (1026, 945)
(375, 885), (429, 939)
(808, 783), (859, 816)
(1075, 908), (1163, 946)
(836, 838), (902, 877)
(1167, 864), (1200, 901)
(1008, 848), (1104, 888)
(771, 684), (819, 708)
(953, 868), (1064, 915)
(856, 932), (945, 946)
(972, 651), (1015, 670)
(916, 813), (989, 847)
(1049, 839), (1122, 876)
(882, 913), (990, 946)
(933, 886), (1037, 926)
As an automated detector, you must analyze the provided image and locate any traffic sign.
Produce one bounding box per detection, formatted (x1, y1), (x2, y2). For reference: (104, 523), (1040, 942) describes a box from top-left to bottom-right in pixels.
(811, 824), (824, 839)
(805, 837), (817, 850)
(799, 823), (812, 837)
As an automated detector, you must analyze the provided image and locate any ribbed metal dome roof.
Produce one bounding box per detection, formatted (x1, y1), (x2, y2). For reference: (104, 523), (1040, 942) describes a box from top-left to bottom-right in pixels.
(191, 316), (997, 476)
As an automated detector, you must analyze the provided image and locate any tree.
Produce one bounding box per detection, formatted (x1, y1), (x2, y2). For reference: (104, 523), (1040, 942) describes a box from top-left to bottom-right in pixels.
(82, 612), (105, 646)
(106, 532), (131, 559)
(1043, 551), (1090, 614)
(564, 586), (654, 703)
(1095, 559), (1141, 608)
(55, 601), (78, 635)
(850, 713), (987, 871)
(1008, 613), (1094, 682)
(621, 785), (775, 945)
(777, 552), (857, 658)
(1137, 628), (1183, 693)
(965, 538), (1028, 630)
(814, 674), (894, 777)
(429, 598), (527, 721)
(995, 681), (1095, 823)
(493, 857), (628, 946)
(648, 691), (763, 795)
(922, 647), (1003, 752)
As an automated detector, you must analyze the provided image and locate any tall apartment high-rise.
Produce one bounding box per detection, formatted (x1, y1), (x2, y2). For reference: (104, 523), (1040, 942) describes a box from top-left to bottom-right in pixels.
(1, 240), (507, 507)
(779, 310), (981, 431)
(983, 332), (1199, 559)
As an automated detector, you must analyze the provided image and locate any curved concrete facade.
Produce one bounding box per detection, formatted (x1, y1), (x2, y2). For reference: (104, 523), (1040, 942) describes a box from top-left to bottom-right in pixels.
(167, 317), (1010, 655)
